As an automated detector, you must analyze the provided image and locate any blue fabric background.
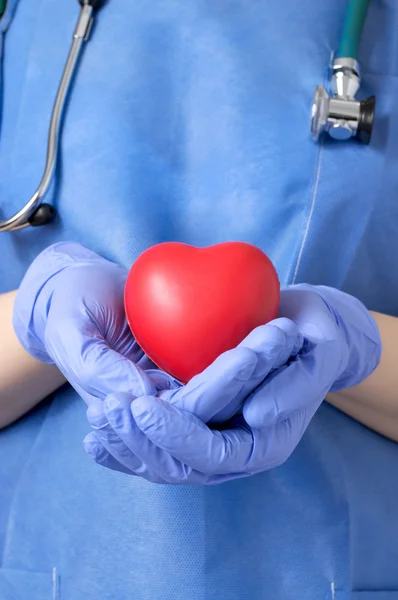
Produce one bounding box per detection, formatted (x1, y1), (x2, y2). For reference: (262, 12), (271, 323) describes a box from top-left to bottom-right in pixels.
(0, 1), (397, 598)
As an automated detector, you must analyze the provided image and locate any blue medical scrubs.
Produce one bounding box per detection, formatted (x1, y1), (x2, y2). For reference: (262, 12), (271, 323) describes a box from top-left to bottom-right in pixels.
(1, 1), (397, 598)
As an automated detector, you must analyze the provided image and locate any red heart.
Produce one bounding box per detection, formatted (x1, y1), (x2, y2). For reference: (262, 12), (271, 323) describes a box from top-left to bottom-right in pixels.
(125, 242), (280, 383)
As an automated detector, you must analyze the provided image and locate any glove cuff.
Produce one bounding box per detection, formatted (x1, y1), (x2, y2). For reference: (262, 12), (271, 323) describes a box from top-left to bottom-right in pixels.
(310, 285), (382, 391)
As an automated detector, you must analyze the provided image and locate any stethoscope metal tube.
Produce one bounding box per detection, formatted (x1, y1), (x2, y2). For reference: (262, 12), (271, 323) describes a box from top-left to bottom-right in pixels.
(0, 1), (104, 232)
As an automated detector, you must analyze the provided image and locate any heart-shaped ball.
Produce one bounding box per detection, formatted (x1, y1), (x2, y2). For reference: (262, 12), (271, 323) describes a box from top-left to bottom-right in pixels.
(125, 242), (280, 383)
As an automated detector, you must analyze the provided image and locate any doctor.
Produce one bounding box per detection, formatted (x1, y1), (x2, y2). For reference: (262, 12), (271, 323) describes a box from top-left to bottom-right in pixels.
(1, 1), (398, 599)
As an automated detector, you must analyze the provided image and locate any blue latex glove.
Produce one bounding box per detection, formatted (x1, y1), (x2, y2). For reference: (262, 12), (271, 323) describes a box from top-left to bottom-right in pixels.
(13, 242), (179, 405)
(84, 285), (381, 484)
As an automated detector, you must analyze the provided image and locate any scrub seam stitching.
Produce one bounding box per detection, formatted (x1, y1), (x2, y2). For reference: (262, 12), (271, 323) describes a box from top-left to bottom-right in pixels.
(291, 141), (324, 284)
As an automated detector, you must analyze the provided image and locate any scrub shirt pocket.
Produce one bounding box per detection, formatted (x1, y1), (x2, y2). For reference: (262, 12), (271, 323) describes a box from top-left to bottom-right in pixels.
(0, 568), (56, 600)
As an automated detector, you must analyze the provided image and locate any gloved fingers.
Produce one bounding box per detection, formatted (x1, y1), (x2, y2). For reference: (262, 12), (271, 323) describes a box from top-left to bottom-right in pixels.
(85, 400), (170, 483)
(102, 394), (208, 484)
(157, 346), (257, 423)
(132, 395), (320, 476)
(160, 319), (303, 424)
(136, 354), (160, 371)
(145, 369), (182, 393)
(135, 353), (183, 393)
(86, 400), (145, 471)
(47, 259), (129, 349)
(250, 404), (320, 473)
(83, 432), (170, 484)
(131, 396), (256, 476)
(206, 318), (305, 423)
(108, 319), (146, 364)
(44, 319), (157, 403)
(65, 379), (100, 407)
(83, 404), (310, 485)
(242, 338), (340, 429)
(83, 431), (139, 476)
(279, 287), (340, 341)
(211, 319), (305, 424)
(238, 318), (304, 370)
(97, 394), (315, 480)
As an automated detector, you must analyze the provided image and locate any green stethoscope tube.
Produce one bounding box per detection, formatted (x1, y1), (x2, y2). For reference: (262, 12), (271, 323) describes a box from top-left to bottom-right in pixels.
(337, 0), (371, 59)
(0, 1), (371, 57)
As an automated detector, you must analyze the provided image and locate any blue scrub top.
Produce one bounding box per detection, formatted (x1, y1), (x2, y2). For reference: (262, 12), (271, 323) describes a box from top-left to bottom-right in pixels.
(0, 1), (398, 598)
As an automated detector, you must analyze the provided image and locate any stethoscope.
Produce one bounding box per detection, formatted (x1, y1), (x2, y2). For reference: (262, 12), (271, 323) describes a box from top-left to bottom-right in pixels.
(0, 0), (374, 233)
(0, 0), (106, 232)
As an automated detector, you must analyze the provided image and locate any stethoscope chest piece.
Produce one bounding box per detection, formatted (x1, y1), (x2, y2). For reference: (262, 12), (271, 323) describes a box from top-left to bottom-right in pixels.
(311, 57), (375, 145)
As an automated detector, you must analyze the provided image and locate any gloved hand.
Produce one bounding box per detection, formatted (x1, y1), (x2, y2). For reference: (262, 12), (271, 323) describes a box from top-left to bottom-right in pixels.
(13, 242), (179, 405)
(83, 284), (382, 484)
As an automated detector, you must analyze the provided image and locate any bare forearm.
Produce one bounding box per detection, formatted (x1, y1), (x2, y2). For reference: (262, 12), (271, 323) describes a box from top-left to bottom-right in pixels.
(0, 291), (65, 429)
(328, 312), (398, 441)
